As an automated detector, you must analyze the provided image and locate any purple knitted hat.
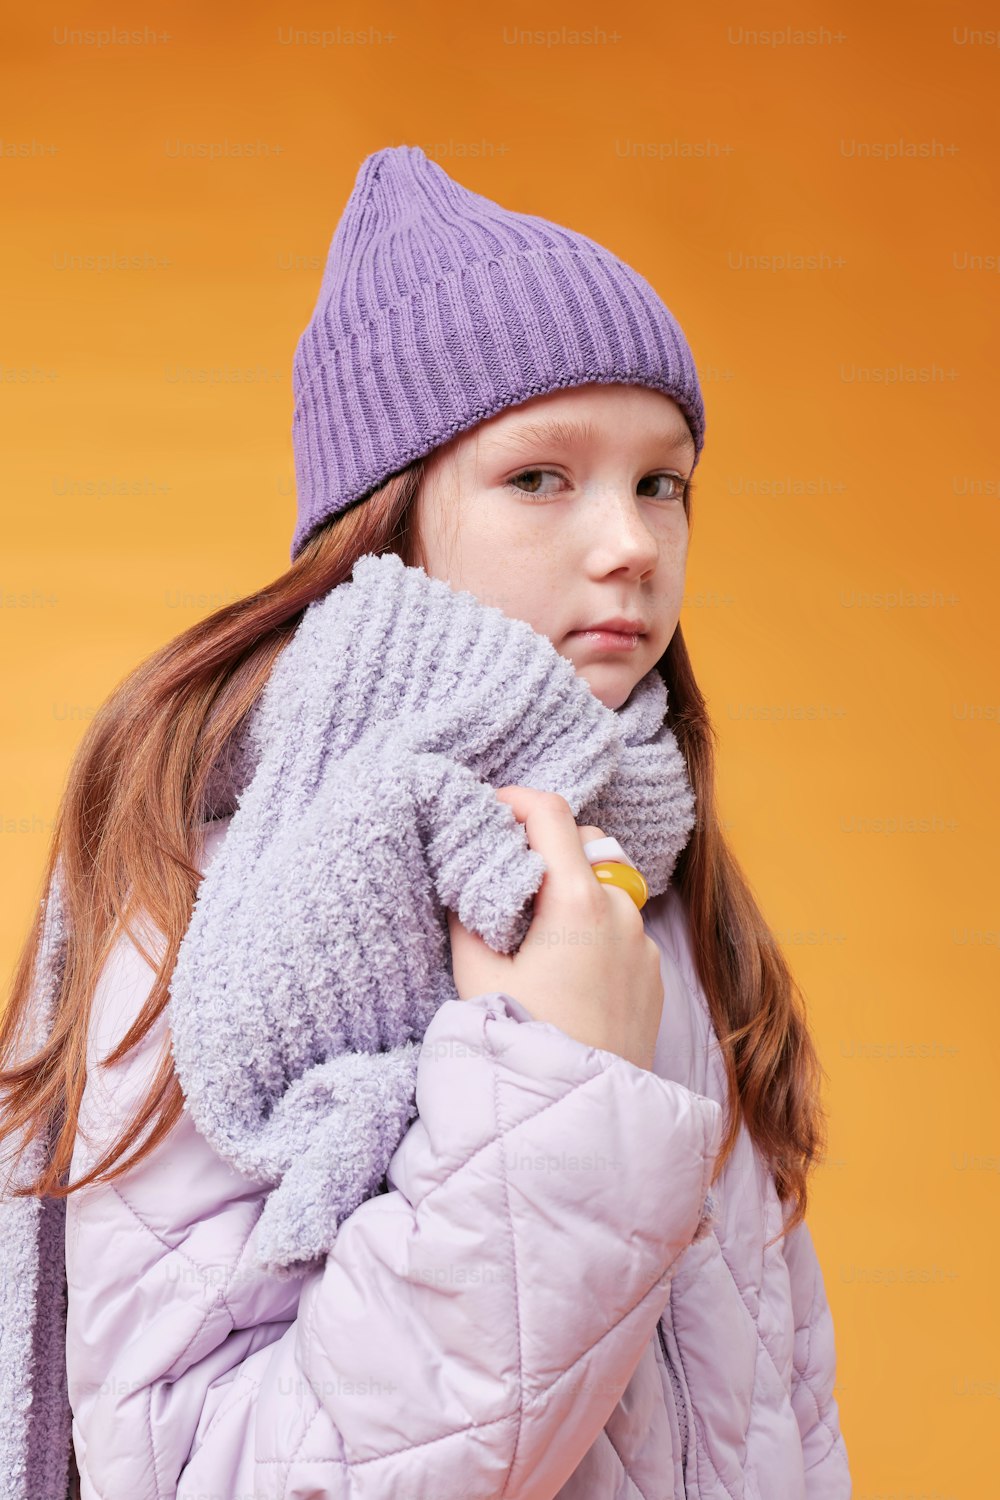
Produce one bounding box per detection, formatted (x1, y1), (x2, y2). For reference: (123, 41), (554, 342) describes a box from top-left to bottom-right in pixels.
(290, 144), (705, 560)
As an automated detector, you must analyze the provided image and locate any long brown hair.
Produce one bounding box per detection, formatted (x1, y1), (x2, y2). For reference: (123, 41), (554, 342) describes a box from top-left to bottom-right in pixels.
(0, 463), (827, 1240)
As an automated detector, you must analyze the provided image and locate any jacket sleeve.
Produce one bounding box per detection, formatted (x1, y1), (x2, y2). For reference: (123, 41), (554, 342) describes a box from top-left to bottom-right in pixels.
(67, 919), (724, 1500)
(781, 1216), (852, 1498)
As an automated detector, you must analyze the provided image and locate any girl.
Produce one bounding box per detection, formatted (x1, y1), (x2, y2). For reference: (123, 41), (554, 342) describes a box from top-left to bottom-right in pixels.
(0, 145), (851, 1499)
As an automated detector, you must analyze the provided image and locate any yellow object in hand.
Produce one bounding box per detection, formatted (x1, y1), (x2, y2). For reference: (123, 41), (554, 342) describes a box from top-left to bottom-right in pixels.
(590, 860), (649, 912)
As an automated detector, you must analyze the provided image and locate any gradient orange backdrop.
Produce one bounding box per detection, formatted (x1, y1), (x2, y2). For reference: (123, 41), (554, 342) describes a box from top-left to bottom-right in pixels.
(3, 3), (998, 1493)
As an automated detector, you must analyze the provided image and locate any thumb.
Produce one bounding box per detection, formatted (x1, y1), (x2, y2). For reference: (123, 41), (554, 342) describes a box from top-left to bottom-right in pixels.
(446, 905), (492, 960)
(446, 906), (510, 1000)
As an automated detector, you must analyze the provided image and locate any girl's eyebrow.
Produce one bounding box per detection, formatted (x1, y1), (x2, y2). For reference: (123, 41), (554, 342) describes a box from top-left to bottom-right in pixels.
(490, 416), (695, 457)
(492, 418), (598, 450)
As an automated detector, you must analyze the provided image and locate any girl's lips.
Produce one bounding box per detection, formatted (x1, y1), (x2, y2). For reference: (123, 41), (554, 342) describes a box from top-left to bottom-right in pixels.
(569, 629), (644, 652)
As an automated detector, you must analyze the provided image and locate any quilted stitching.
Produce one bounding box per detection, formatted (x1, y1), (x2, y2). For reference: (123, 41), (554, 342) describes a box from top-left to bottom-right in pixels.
(64, 878), (849, 1498)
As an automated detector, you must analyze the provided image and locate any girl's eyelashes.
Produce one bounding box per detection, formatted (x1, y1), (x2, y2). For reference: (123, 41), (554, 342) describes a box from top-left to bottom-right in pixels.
(503, 468), (559, 499)
(503, 468), (690, 502)
(637, 472), (690, 502)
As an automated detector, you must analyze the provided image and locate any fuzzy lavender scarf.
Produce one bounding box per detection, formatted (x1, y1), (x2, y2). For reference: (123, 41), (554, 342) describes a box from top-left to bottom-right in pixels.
(0, 549), (697, 1499)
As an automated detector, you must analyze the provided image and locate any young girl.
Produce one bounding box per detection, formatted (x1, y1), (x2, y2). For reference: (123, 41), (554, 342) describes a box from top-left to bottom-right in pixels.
(0, 145), (851, 1499)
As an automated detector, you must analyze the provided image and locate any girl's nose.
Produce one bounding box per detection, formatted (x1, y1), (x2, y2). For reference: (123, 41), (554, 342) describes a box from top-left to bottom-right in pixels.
(592, 496), (660, 572)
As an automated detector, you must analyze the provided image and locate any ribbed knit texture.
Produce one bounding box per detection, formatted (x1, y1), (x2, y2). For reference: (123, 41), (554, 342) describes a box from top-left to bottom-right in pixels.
(170, 551), (697, 1277)
(290, 144), (705, 558)
(0, 552), (699, 1496)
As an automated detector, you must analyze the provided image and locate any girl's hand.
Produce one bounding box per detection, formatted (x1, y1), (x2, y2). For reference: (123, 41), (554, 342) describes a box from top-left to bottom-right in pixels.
(446, 785), (664, 1072)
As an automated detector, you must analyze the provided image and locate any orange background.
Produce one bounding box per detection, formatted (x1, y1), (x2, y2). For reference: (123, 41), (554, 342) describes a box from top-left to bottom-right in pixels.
(3, 3), (998, 1492)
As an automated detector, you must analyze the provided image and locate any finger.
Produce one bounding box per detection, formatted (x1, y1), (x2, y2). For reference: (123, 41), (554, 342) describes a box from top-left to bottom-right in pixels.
(446, 907), (512, 998)
(493, 785), (602, 914)
(496, 788), (608, 883)
(446, 906), (483, 949)
(446, 906), (508, 963)
(496, 790), (605, 850)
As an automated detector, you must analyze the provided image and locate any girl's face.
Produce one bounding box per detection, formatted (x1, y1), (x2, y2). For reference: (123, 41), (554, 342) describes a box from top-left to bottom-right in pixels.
(409, 383), (695, 710)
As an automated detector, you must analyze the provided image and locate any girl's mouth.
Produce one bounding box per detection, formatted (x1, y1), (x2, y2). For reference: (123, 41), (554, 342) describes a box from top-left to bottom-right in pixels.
(569, 629), (644, 652)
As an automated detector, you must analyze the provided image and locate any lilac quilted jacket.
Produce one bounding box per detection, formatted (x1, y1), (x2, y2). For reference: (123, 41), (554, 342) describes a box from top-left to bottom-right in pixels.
(65, 816), (851, 1498)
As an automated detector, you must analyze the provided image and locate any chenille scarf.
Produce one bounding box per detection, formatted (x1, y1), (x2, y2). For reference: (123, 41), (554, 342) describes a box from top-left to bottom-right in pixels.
(0, 549), (698, 1499)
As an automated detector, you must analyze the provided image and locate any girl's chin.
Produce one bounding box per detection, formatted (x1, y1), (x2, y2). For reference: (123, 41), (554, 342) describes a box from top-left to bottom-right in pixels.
(573, 663), (643, 711)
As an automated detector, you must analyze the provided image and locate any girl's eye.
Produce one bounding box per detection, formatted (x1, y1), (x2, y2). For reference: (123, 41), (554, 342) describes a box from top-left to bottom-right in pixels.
(504, 470), (688, 502)
(637, 472), (688, 502)
(504, 468), (561, 498)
